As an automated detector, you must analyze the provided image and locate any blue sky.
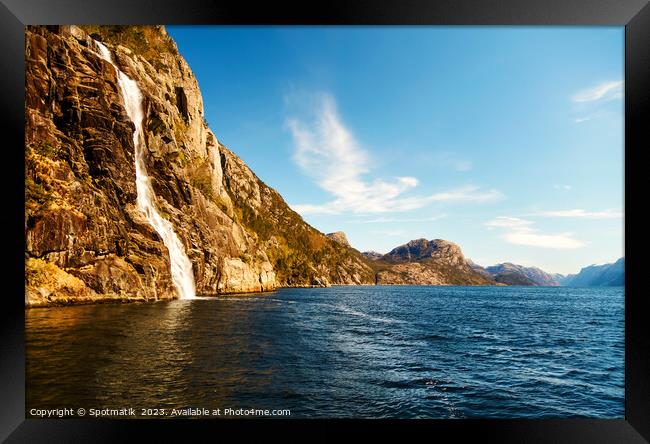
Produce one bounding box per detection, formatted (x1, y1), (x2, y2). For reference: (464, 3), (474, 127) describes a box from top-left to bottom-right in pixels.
(167, 26), (624, 275)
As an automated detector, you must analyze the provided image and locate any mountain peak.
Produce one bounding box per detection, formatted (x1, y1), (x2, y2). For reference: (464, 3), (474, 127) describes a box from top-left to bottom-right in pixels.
(384, 238), (464, 265)
(326, 231), (350, 247)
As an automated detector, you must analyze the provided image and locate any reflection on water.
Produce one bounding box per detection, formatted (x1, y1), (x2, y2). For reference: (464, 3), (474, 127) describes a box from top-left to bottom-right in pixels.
(26, 286), (624, 418)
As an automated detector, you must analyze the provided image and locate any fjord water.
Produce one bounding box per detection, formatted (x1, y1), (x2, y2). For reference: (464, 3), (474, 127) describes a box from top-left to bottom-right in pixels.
(26, 286), (623, 418)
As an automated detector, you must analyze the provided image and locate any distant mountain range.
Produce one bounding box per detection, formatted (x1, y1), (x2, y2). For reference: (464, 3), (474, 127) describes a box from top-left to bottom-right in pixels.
(556, 258), (624, 287)
(477, 262), (560, 286)
(364, 240), (624, 288)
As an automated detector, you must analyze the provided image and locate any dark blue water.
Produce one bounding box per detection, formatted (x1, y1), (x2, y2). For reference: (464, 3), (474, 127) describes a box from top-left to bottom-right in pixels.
(26, 286), (624, 418)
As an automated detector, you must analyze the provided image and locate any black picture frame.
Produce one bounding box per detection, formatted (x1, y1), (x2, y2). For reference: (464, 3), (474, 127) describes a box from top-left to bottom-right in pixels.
(2, 0), (648, 441)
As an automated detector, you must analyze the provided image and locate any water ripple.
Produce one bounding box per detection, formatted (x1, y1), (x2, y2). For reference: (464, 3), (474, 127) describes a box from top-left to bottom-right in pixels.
(26, 286), (624, 418)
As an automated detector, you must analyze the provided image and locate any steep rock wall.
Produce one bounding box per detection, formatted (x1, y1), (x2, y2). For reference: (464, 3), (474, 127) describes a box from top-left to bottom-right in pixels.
(25, 25), (375, 306)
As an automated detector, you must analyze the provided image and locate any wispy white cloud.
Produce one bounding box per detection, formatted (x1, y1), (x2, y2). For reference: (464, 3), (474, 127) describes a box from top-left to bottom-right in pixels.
(502, 231), (585, 249)
(553, 184), (572, 191)
(485, 216), (534, 229)
(572, 80), (623, 103)
(291, 185), (501, 215)
(426, 186), (501, 203)
(574, 117), (591, 124)
(536, 208), (622, 219)
(486, 216), (585, 249)
(285, 92), (502, 215)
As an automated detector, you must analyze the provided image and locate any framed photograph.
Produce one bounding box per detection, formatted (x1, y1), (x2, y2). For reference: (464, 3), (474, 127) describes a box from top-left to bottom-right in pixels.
(2, 0), (648, 441)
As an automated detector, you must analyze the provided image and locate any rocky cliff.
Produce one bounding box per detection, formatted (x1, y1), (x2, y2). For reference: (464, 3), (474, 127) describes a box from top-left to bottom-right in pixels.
(372, 239), (496, 286)
(24, 25), (375, 307)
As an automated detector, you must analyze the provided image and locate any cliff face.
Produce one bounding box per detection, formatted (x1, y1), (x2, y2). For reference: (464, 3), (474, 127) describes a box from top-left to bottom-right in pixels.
(373, 239), (495, 286)
(24, 25), (374, 306)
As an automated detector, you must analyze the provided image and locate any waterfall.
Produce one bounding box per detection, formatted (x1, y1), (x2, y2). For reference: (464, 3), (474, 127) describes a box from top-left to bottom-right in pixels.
(94, 40), (196, 300)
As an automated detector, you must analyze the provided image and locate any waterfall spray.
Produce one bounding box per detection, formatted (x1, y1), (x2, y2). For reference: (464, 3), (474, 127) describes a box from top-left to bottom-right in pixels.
(94, 40), (196, 300)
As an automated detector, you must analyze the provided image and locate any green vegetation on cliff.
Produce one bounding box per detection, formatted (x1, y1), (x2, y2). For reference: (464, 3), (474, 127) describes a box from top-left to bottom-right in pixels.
(224, 157), (375, 286)
(79, 25), (177, 66)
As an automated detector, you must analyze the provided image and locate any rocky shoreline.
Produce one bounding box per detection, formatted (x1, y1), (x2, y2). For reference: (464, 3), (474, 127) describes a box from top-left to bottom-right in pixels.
(27, 281), (519, 309)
